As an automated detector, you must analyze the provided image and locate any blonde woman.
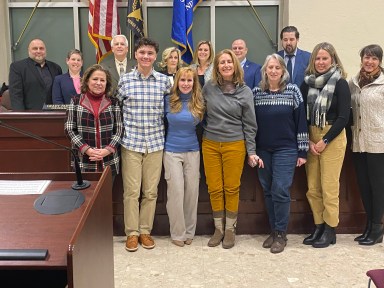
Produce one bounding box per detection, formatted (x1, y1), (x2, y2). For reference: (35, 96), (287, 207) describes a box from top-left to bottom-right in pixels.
(301, 42), (351, 248)
(157, 47), (182, 85)
(190, 40), (214, 87)
(164, 67), (204, 247)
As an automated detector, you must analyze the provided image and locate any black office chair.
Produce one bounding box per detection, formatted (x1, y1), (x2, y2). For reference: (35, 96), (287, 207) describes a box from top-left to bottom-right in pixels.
(367, 269), (384, 288)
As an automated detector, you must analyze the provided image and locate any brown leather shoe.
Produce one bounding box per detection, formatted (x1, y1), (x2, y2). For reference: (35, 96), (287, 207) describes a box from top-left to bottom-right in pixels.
(125, 235), (139, 252)
(139, 234), (156, 249)
(171, 240), (185, 247)
(262, 232), (274, 248)
(184, 238), (193, 245)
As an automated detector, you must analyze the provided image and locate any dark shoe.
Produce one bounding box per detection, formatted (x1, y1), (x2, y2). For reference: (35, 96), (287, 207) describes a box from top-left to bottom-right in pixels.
(303, 223), (325, 245)
(222, 229), (235, 249)
(208, 228), (224, 247)
(270, 231), (287, 254)
(125, 235), (139, 252)
(359, 223), (383, 246)
(312, 224), (336, 248)
(262, 232), (275, 248)
(171, 240), (185, 247)
(139, 234), (156, 249)
(354, 220), (372, 241)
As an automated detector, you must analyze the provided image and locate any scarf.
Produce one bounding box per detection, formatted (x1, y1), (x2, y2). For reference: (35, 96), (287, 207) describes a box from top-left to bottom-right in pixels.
(304, 66), (341, 128)
(358, 66), (381, 88)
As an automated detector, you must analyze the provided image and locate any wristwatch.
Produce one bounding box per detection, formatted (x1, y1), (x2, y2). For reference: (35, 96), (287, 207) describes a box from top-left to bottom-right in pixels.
(323, 138), (329, 145)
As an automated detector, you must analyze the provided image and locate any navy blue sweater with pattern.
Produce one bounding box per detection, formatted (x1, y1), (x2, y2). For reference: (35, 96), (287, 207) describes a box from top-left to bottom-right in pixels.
(253, 84), (309, 158)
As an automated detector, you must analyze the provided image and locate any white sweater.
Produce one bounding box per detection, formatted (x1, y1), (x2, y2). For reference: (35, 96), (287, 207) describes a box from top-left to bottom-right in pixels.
(349, 72), (384, 153)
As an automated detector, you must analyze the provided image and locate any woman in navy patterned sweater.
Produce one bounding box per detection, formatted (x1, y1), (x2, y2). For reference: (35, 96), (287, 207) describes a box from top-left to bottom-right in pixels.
(253, 54), (309, 254)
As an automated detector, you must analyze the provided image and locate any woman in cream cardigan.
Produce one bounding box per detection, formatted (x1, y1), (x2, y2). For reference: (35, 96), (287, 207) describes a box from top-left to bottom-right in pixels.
(349, 44), (384, 246)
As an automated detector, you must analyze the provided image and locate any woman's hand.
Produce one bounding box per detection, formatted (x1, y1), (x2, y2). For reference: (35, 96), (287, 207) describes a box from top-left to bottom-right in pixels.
(314, 139), (327, 153)
(248, 155), (264, 168)
(309, 140), (320, 156)
(296, 157), (307, 167)
(85, 148), (110, 161)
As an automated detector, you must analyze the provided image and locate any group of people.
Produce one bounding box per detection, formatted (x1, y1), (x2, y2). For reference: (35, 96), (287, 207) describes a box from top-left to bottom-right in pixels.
(7, 25), (384, 254)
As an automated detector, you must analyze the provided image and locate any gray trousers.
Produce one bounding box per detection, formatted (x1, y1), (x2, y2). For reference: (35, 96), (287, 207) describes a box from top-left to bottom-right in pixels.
(163, 151), (200, 241)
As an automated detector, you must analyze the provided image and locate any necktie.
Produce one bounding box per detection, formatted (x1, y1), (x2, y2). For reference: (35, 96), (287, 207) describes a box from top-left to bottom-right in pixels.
(286, 55), (294, 83)
(119, 63), (125, 77)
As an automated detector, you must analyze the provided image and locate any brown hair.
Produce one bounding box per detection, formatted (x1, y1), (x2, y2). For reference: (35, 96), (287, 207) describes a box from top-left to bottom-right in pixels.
(212, 49), (244, 86)
(81, 64), (113, 97)
(192, 40), (215, 66)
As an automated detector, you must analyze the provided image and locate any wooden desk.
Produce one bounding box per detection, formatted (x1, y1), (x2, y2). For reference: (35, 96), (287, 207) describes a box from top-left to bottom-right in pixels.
(0, 168), (114, 288)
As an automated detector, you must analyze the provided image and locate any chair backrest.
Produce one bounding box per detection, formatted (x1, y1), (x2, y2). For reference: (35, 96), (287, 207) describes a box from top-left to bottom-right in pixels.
(0, 90), (11, 111)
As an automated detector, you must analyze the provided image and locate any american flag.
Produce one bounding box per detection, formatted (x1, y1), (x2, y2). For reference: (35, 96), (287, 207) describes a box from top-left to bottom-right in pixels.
(88, 0), (121, 63)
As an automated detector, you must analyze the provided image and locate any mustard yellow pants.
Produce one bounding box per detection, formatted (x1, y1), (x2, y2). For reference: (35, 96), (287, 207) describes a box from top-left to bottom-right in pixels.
(306, 126), (346, 227)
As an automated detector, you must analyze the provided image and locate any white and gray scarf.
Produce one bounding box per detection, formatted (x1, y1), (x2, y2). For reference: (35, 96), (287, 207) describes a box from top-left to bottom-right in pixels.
(305, 66), (341, 128)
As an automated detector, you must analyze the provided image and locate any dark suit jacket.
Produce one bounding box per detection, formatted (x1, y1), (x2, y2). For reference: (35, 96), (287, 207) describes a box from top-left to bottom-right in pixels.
(52, 72), (81, 104)
(243, 59), (262, 89)
(278, 48), (311, 88)
(9, 57), (62, 110)
(100, 56), (136, 94)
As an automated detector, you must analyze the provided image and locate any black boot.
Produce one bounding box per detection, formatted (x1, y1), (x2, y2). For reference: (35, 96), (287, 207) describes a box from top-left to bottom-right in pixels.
(359, 223), (383, 246)
(312, 223), (336, 248)
(303, 223), (325, 245)
(354, 220), (372, 241)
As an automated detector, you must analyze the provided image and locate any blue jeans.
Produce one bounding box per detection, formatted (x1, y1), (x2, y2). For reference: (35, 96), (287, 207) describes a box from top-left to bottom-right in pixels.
(257, 149), (298, 232)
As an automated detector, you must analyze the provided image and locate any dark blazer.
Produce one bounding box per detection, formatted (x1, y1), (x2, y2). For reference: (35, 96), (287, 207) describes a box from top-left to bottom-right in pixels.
(243, 59), (262, 89)
(100, 56), (136, 94)
(278, 48), (311, 88)
(52, 72), (81, 104)
(9, 57), (62, 110)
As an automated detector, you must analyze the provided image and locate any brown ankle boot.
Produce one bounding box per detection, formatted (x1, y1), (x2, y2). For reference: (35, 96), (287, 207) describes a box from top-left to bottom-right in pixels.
(208, 228), (224, 247)
(270, 231), (287, 254)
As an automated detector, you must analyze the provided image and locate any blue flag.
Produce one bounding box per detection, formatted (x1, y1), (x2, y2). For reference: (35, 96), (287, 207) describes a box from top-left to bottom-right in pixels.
(171, 0), (203, 64)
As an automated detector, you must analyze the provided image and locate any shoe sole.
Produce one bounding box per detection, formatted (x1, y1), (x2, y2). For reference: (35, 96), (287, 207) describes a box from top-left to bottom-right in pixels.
(141, 243), (155, 249)
(125, 246), (138, 252)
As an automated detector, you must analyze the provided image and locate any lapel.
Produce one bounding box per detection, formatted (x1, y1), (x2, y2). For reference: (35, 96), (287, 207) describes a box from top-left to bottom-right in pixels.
(292, 49), (302, 82)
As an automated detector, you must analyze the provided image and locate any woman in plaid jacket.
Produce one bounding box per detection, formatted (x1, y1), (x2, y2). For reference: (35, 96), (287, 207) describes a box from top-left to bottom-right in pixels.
(65, 64), (123, 175)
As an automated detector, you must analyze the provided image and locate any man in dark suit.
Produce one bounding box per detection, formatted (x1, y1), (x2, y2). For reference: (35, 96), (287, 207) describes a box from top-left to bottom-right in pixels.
(277, 26), (311, 88)
(9, 38), (62, 110)
(231, 39), (261, 89)
(101, 34), (136, 93)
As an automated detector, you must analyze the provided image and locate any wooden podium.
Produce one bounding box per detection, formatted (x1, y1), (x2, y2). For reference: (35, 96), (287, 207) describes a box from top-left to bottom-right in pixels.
(0, 168), (114, 288)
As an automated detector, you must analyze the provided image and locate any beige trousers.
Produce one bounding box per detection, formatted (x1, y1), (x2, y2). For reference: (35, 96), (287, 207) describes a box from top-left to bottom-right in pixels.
(121, 147), (163, 236)
(306, 125), (347, 227)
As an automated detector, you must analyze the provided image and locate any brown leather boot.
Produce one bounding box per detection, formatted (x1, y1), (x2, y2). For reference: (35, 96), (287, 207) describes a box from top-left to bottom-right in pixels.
(270, 231), (287, 254)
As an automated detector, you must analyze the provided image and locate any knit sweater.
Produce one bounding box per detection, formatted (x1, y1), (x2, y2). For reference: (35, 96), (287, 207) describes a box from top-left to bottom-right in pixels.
(253, 84), (309, 158)
(349, 72), (384, 153)
(164, 93), (200, 152)
(202, 80), (257, 155)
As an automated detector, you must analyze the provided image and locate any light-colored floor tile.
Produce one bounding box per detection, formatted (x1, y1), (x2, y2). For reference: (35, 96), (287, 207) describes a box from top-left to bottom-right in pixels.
(114, 235), (384, 288)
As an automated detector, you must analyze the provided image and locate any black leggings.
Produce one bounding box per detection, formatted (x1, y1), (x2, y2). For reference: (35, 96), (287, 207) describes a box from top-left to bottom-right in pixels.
(353, 152), (384, 224)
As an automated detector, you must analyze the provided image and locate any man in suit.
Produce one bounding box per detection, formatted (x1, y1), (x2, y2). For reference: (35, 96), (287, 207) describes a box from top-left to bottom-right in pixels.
(277, 26), (311, 88)
(231, 39), (261, 89)
(101, 34), (136, 93)
(9, 38), (62, 110)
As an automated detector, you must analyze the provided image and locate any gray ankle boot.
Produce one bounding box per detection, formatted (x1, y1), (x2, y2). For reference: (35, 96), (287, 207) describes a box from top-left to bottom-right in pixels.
(222, 216), (237, 249)
(208, 217), (224, 247)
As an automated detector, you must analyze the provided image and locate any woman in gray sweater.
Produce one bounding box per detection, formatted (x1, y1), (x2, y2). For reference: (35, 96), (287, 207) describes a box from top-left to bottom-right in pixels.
(202, 49), (263, 249)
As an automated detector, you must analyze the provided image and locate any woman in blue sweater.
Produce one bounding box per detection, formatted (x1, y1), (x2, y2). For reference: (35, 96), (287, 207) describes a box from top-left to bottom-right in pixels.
(164, 67), (205, 247)
(253, 54), (309, 253)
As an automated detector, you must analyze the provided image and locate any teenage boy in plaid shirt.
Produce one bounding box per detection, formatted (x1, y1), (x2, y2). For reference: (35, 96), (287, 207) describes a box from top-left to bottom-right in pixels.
(115, 37), (172, 252)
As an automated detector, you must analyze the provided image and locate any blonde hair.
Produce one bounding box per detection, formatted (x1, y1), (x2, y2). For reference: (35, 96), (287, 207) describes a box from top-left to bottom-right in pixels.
(306, 42), (347, 78)
(170, 67), (205, 121)
(192, 40), (214, 66)
(260, 54), (289, 92)
(157, 47), (182, 70)
(212, 49), (244, 86)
